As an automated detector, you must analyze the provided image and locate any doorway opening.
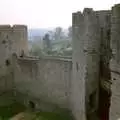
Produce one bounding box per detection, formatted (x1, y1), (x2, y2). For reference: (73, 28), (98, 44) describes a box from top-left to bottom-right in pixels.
(28, 101), (35, 111)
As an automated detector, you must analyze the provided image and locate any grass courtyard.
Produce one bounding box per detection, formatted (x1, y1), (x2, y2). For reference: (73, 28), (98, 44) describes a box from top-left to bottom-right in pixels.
(0, 102), (72, 120)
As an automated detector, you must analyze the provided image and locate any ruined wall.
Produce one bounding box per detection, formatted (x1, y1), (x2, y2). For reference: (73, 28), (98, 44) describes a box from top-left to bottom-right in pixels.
(95, 10), (112, 120)
(71, 11), (86, 120)
(0, 25), (28, 60)
(71, 8), (100, 120)
(13, 56), (72, 110)
(0, 25), (28, 93)
(12, 25), (28, 55)
(95, 10), (111, 91)
(0, 25), (12, 66)
(0, 25), (14, 93)
(110, 4), (120, 120)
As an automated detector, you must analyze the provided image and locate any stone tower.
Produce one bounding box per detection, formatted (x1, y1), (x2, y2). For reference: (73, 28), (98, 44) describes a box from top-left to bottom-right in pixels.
(12, 25), (28, 56)
(71, 8), (101, 120)
(0, 24), (28, 80)
(0, 25), (28, 62)
(0, 25), (12, 66)
(71, 3), (120, 120)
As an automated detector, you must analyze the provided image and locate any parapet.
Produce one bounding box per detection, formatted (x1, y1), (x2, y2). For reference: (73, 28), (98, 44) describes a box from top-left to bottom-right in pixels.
(0, 24), (27, 31)
(83, 8), (99, 24)
(95, 10), (111, 15)
(0, 25), (11, 31)
(112, 3), (120, 8)
(95, 10), (111, 20)
(72, 8), (100, 52)
(13, 25), (27, 29)
(112, 4), (120, 17)
(12, 25), (27, 31)
(95, 10), (111, 28)
(72, 11), (84, 26)
(72, 8), (99, 26)
(83, 8), (94, 15)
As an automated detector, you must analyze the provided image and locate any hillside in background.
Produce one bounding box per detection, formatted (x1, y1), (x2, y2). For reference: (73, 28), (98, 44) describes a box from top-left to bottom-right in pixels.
(28, 28), (68, 41)
(28, 28), (52, 40)
(28, 27), (72, 56)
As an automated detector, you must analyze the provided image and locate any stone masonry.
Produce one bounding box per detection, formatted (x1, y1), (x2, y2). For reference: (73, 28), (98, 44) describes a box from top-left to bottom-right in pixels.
(0, 25), (28, 93)
(72, 3), (120, 120)
(110, 4), (120, 120)
(71, 8), (100, 120)
(1, 3), (120, 120)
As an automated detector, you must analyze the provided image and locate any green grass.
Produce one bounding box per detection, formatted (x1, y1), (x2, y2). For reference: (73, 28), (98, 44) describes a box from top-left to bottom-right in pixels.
(0, 102), (26, 119)
(0, 103), (73, 120)
(35, 111), (73, 120)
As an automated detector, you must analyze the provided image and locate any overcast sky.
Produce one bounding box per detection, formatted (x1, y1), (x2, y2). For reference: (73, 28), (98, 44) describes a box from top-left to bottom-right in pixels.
(0, 0), (120, 28)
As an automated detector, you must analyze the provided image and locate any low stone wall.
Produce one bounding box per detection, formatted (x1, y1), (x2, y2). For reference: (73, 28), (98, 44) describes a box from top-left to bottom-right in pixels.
(13, 56), (72, 110)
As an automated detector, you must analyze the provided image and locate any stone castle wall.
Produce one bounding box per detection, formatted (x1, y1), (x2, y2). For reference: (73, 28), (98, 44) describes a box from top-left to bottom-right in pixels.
(13, 56), (72, 110)
(0, 25), (28, 63)
(0, 25), (28, 94)
(1, 4), (120, 120)
(110, 4), (120, 120)
(71, 8), (101, 120)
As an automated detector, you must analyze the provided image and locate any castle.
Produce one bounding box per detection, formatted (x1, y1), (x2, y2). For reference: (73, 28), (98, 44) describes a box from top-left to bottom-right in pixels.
(0, 3), (120, 120)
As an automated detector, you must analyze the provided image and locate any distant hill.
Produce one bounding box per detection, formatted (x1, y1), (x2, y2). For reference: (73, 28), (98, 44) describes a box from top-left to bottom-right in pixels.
(28, 28), (52, 40)
(28, 28), (68, 41)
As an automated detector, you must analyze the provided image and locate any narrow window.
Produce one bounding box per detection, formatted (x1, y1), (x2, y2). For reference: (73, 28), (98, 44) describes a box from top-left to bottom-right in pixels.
(29, 101), (35, 109)
(76, 62), (79, 71)
(5, 59), (10, 66)
(89, 91), (96, 109)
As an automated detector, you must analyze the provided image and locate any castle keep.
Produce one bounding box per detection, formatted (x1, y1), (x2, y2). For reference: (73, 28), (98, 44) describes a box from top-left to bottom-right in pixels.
(0, 3), (120, 120)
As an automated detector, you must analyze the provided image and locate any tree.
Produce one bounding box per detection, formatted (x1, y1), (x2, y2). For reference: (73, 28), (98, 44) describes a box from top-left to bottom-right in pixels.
(54, 27), (63, 40)
(48, 30), (54, 40)
(43, 33), (51, 49)
(43, 33), (52, 54)
(30, 44), (44, 57)
(68, 26), (72, 39)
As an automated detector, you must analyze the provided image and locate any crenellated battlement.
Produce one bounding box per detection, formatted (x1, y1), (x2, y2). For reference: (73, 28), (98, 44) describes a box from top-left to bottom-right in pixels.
(0, 24), (27, 31)
(72, 12), (84, 26)
(83, 8), (93, 15)
(12, 25), (27, 31)
(0, 24), (27, 28)
(72, 8), (100, 27)
(0, 25), (11, 31)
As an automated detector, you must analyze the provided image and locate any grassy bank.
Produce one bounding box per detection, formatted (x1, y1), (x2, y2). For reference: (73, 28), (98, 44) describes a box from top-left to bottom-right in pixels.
(0, 102), (73, 120)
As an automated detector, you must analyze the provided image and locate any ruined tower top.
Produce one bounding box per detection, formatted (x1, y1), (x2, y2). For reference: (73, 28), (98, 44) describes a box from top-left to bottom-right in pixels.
(0, 24), (28, 63)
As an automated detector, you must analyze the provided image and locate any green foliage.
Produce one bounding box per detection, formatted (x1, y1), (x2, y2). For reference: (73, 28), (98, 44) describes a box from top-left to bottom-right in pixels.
(68, 26), (72, 38)
(0, 102), (26, 119)
(54, 27), (64, 40)
(35, 111), (73, 120)
(29, 26), (73, 57)
(30, 44), (44, 57)
(0, 102), (73, 120)
(29, 39), (72, 57)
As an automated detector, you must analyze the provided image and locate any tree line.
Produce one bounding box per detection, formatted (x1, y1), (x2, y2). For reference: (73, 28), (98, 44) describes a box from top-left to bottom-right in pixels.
(29, 26), (72, 57)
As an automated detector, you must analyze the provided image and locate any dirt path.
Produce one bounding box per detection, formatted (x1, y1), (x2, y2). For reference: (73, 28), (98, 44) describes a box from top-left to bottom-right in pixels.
(9, 112), (36, 120)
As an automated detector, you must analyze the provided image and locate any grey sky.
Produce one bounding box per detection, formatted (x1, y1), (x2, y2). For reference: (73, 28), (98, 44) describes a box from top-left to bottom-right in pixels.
(0, 0), (119, 28)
